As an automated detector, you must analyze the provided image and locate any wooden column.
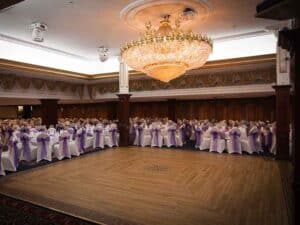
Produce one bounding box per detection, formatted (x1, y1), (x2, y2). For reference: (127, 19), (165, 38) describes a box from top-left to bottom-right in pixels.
(167, 99), (176, 121)
(23, 105), (32, 119)
(273, 85), (291, 160)
(293, 27), (300, 225)
(40, 99), (58, 128)
(117, 94), (131, 146)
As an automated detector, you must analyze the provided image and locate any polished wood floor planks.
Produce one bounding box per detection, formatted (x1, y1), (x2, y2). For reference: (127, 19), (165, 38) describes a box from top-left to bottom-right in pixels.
(0, 147), (289, 225)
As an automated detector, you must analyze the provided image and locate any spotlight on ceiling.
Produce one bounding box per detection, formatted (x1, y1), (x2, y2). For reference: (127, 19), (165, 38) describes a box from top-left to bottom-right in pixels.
(97, 46), (109, 62)
(180, 7), (197, 21)
(30, 22), (48, 42)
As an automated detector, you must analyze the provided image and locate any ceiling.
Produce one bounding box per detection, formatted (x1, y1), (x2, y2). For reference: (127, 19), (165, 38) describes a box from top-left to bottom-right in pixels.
(0, 0), (284, 74)
(0, 0), (283, 57)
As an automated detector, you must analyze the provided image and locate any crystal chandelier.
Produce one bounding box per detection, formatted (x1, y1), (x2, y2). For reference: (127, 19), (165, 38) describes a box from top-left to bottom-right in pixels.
(121, 15), (212, 82)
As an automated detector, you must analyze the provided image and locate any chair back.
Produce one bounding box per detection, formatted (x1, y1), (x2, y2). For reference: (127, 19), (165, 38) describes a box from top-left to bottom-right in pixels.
(194, 127), (203, 148)
(37, 133), (50, 160)
(151, 127), (161, 146)
(248, 127), (259, 151)
(59, 133), (71, 158)
(109, 127), (118, 146)
(20, 133), (32, 161)
(8, 137), (20, 168)
(210, 128), (220, 151)
(76, 128), (86, 153)
(94, 127), (103, 148)
(229, 128), (241, 153)
(168, 126), (177, 146)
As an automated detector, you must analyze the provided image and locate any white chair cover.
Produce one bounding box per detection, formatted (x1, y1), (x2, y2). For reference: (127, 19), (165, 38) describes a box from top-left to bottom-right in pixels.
(1, 138), (20, 172)
(20, 133), (37, 161)
(241, 126), (259, 154)
(54, 133), (71, 160)
(93, 127), (104, 149)
(194, 126), (203, 149)
(151, 127), (163, 148)
(36, 133), (52, 162)
(48, 127), (56, 136)
(164, 125), (177, 147)
(106, 126), (118, 147)
(74, 128), (86, 155)
(134, 125), (144, 146)
(227, 128), (242, 154)
(0, 143), (5, 176)
(209, 128), (225, 153)
(200, 125), (211, 150)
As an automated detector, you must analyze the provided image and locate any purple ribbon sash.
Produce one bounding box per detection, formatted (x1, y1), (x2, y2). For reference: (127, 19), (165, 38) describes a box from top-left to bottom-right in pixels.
(11, 140), (19, 168)
(6, 128), (14, 140)
(137, 127), (143, 146)
(249, 131), (258, 151)
(95, 129), (102, 148)
(110, 129), (117, 146)
(211, 131), (219, 151)
(230, 132), (241, 153)
(168, 128), (176, 146)
(152, 128), (160, 146)
(180, 127), (185, 143)
(37, 136), (50, 159)
(59, 136), (70, 157)
(20, 135), (31, 161)
(77, 132), (85, 153)
(195, 129), (202, 148)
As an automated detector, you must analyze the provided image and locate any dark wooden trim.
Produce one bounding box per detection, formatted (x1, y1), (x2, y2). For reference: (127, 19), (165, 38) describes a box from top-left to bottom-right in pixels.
(293, 27), (300, 225)
(40, 99), (58, 128)
(0, 0), (24, 11)
(273, 85), (291, 160)
(117, 94), (131, 147)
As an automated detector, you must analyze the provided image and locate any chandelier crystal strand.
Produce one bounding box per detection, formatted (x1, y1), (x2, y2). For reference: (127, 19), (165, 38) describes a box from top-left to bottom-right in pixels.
(121, 17), (212, 82)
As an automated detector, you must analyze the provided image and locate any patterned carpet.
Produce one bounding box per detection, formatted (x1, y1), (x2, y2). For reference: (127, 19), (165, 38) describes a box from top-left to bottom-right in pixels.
(0, 194), (98, 225)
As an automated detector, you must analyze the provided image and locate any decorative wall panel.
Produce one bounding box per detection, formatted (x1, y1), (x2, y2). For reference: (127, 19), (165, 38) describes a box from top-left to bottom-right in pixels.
(88, 67), (276, 97)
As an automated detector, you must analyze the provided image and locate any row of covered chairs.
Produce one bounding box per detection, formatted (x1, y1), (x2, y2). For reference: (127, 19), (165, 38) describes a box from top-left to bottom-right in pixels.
(0, 127), (119, 176)
(132, 125), (275, 155)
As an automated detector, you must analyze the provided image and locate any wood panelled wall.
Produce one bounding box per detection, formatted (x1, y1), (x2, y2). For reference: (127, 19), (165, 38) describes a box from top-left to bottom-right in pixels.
(32, 97), (275, 121)
(131, 97), (275, 121)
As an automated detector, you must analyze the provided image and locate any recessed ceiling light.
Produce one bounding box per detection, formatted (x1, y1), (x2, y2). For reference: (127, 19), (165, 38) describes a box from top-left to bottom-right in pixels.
(30, 22), (48, 42)
(98, 46), (110, 62)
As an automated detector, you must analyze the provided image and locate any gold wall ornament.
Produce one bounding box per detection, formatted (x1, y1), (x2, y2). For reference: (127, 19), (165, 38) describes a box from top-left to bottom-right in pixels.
(93, 67), (276, 94)
(87, 85), (96, 100)
(0, 73), (84, 98)
(45, 80), (56, 91)
(78, 85), (84, 99)
(32, 79), (44, 90)
(0, 75), (16, 90)
(57, 81), (68, 92)
(70, 84), (79, 93)
(17, 77), (31, 89)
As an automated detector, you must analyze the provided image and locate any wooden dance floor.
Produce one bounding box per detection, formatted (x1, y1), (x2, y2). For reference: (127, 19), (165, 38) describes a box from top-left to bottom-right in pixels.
(0, 147), (289, 225)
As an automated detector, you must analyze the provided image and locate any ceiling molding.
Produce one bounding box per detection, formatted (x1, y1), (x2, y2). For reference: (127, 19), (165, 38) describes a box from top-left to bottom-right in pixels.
(0, 54), (276, 81)
(0, 59), (90, 80)
(0, 33), (92, 61)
